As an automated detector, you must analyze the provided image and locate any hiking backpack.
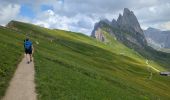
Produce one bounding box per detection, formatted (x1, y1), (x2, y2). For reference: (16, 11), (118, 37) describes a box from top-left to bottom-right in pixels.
(24, 41), (32, 50)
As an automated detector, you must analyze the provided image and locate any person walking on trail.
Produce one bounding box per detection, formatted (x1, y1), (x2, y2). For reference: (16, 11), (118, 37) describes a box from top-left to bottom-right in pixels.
(24, 38), (33, 64)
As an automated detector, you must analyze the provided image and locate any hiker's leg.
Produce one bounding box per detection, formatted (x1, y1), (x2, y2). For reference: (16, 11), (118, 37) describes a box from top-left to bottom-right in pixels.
(25, 50), (28, 61)
(26, 54), (30, 63)
(30, 54), (32, 62)
(30, 49), (33, 62)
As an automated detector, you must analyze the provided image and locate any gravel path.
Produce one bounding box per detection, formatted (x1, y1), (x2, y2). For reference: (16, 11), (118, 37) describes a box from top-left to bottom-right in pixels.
(2, 56), (37, 100)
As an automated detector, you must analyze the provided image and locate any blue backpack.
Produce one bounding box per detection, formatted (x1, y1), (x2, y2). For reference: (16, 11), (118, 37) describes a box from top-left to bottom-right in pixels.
(24, 41), (32, 50)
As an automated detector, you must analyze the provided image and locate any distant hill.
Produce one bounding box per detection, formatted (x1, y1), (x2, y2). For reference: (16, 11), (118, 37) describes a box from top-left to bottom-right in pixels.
(144, 27), (170, 48)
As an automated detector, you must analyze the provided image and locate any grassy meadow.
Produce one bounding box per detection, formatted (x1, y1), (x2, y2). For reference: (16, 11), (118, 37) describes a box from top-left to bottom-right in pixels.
(0, 26), (24, 98)
(0, 21), (170, 100)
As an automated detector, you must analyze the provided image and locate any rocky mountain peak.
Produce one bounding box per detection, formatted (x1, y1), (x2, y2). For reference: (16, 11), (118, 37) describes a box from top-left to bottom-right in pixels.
(144, 27), (170, 48)
(111, 19), (118, 28)
(91, 8), (147, 48)
(117, 8), (143, 35)
(100, 19), (112, 25)
(147, 27), (161, 32)
(117, 14), (122, 22)
(123, 8), (133, 16)
(112, 19), (117, 23)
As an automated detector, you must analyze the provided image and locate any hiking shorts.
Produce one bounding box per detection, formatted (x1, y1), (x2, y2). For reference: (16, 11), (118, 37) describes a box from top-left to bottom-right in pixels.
(25, 49), (32, 54)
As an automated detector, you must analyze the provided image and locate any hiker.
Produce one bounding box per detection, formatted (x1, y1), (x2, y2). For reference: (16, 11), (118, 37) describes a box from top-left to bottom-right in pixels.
(24, 38), (33, 64)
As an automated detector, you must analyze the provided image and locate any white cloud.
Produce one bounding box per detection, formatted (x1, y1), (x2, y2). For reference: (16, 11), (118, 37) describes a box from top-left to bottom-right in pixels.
(160, 21), (170, 30)
(34, 10), (71, 30)
(134, 2), (170, 30)
(33, 10), (96, 35)
(0, 3), (20, 25)
(149, 7), (157, 13)
(1, 0), (170, 34)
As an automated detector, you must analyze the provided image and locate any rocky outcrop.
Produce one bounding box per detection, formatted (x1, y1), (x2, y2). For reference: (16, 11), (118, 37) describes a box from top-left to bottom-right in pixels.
(111, 19), (118, 28)
(6, 20), (19, 31)
(91, 8), (147, 48)
(144, 27), (170, 48)
(94, 28), (105, 42)
(91, 19), (111, 42)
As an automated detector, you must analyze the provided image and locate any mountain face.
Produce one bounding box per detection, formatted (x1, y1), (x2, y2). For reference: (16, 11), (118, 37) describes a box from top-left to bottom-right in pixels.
(117, 8), (143, 35)
(91, 8), (170, 66)
(92, 19), (109, 41)
(91, 8), (147, 49)
(144, 27), (170, 48)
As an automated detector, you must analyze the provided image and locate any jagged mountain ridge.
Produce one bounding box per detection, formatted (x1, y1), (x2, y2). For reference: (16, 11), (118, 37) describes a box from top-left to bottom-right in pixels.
(91, 8), (170, 69)
(144, 27), (170, 48)
(117, 8), (143, 35)
(91, 8), (147, 48)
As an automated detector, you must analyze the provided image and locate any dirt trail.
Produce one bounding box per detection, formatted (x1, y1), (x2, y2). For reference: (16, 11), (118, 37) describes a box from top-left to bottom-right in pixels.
(146, 60), (160, 72)
(2, 56), (37, 100)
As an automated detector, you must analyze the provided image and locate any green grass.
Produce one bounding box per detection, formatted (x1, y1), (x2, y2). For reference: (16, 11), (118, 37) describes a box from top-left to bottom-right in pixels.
(1, 21), (170, 100)
(0, 26), (24, 98)
(100, 22), (170, 70)
(33, 30), (170, 99)
(35, 43), (170, 99)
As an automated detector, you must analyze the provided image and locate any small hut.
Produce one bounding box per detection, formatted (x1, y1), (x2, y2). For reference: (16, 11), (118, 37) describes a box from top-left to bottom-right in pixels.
(160, 72), (170, 76)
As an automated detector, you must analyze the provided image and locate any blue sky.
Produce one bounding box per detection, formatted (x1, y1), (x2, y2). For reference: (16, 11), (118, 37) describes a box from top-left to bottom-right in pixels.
(41, 5), (54, 11)
(20, 4), (36, 18)
(19, 4), (55, 18)
(0, 0), (170, 35)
